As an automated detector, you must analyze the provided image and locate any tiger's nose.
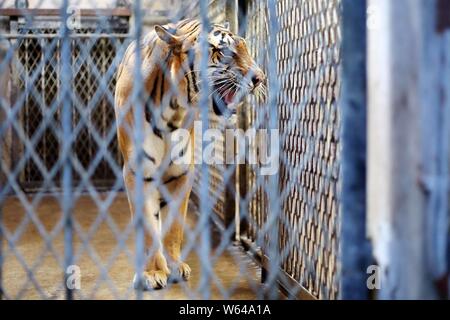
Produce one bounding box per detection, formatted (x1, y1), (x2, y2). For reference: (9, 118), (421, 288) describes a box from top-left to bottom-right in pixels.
(251, 74), (264, 88)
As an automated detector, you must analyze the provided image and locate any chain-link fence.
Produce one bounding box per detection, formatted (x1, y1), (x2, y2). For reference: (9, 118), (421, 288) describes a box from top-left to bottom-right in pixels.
(0, 0), (372, 301)
(0, 0), (348, 300)
(240, 0), (342, 299)
(11, 17), (128, 192)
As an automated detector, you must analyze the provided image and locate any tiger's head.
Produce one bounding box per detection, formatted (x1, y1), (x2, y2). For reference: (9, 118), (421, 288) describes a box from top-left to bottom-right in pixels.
(155, 19), (266, 118)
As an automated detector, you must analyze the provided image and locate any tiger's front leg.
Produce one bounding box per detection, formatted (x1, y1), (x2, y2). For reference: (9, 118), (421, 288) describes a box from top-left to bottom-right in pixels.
(162, 172), (193, 282)
(161, 128), (195, 282)
(124, 170), (171, 290)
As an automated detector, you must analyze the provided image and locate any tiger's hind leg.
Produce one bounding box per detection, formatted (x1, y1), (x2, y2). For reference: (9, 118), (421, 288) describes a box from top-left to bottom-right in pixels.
(124, 170), (170, 290)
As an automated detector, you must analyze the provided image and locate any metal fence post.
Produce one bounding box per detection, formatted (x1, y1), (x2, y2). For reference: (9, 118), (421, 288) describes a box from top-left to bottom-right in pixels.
(431, 0), (450, 299)
(0, 37), (9, 300)
(0, 193), (2, 300)
(225, 0), (238, 32)
(198, 0), (213, 299)
(60, 0), (74, 300)
(264, 0), (281, 300)
(235, 0), (249, 244)
(340, 0), (371, 300)
(131, 0), (146, 300)
(443, 32), (450, 300)
(224, 0), (238, 232)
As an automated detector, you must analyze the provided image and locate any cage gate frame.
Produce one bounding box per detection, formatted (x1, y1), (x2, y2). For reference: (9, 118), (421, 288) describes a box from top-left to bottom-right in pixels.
(3, 8), (130, 193)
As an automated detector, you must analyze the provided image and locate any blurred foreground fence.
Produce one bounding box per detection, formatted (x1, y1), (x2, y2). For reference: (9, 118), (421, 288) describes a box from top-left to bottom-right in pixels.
(0, 0), (449, 300)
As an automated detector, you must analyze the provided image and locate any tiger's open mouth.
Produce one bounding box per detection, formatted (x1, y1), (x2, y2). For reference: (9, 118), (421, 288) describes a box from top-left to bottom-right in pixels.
(212, 85), (238, 117)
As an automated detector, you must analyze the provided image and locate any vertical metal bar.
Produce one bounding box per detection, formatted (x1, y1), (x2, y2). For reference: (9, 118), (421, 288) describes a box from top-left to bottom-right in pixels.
(131, 0), (146, 300)
(340, 0), (371, 300)
(225, 0), (238, 33)
(41, 36), (47, 177)
(0, 38), (7, 300)
(236, 0), (249, 242)
(101, 38), (107, 181)
(24, 30), (30, 186)
(0, 179), (2, 299)
(198, 0), (212, 299)
(0, 206), (2, 300)
(265, 0), (281, 300)
(237, 0), (248, 37)
(225, 0), (238, 231)
(416, 0), (445, 299)
(60, 0), (74, 300)
(419, 0), (450, 299)
(430, 30), (450, 299)
(442, 32), (450, 300)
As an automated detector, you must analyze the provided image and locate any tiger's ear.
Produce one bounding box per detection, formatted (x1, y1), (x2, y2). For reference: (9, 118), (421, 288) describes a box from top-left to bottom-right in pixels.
(181, 32), (198, 52)
(155, 25), (183, 47)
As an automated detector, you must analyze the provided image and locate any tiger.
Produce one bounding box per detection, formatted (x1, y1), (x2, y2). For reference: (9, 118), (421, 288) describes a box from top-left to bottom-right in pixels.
(114, 18), (265, 290)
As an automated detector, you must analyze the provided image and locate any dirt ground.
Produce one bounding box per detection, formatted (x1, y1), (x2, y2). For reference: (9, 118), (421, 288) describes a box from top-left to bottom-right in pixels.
(1, 193), (261, 300)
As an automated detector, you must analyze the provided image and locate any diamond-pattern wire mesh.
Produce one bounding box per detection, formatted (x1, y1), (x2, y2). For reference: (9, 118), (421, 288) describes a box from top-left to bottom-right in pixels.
(16, 28), (126, 192)
(242, 0), (341, 299)
(0, 1), (265, 300)
(0, 0), (344, 300)
(0, 9), (136, 299)
(18, 32), (60, 189)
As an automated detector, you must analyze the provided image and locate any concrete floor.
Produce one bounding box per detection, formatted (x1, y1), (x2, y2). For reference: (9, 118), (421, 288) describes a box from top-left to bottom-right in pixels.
(1, 193), (261, 300)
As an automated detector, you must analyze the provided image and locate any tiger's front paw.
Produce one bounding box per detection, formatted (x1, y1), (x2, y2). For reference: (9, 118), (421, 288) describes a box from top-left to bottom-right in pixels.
(133, 270), (169, 290)
(179, 262), (191, 281)
(169, 261), (191, 282)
